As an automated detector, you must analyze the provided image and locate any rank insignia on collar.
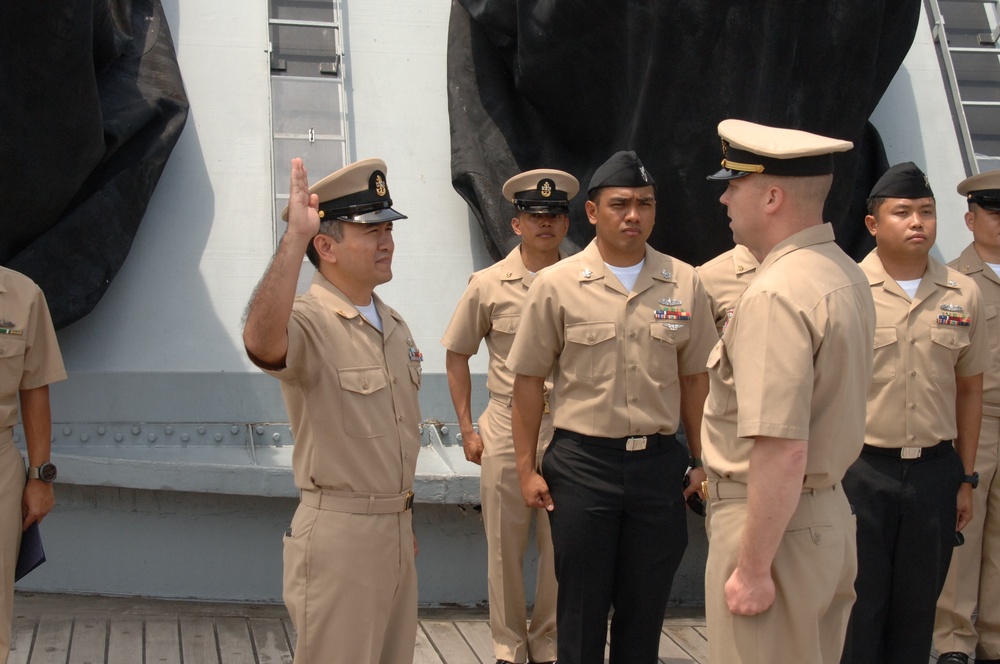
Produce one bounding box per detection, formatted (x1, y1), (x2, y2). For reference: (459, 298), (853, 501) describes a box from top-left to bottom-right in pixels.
(937, 313), (971, 327)
(504, 272), (512, 278)
(654, 307), (691, 321)
(947, 280), (958, 287)
(659, 298), (682, 306)
(661, 270), (672, 279)
(581, 268), (593, 278)
(409, 347), (424, 362)
(941, 303), (964, 313)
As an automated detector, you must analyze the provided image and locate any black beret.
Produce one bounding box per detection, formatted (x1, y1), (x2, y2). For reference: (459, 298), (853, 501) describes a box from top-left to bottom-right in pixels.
(868, 162), (934, 201)
(588, 151), (655, 194)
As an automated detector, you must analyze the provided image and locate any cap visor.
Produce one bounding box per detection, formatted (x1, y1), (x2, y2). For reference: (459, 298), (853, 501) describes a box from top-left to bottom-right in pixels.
(341, 207), (408, 224)
(706, 168), (751, 181)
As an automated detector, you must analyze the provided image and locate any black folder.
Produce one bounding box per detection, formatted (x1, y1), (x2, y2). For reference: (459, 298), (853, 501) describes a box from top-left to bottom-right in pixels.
(15, 522), (45, 581)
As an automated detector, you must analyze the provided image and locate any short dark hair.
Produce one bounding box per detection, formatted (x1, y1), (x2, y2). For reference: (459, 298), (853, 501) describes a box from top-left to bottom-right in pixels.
(866, 196), (887, 217)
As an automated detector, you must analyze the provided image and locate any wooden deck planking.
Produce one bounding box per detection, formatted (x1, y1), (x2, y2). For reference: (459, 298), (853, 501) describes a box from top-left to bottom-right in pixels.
(11, 593), (714, 664)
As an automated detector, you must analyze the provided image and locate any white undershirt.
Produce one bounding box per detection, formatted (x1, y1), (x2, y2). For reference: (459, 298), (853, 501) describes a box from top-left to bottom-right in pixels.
(357, 299), (383, 333)
(895, 278), (922, 299)
(606, 260), (645, 292)
(987, 262), (1000, 280)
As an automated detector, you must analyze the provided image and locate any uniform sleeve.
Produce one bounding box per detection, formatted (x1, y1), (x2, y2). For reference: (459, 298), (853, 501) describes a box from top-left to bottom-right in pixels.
(441, 274), (491, 355)
(957, 284), (991, 377)
(506, 273), (563, 378)
(677, 272), (719, 375)
(260, 304), (313, 383)
(729, 289), (814, 440)
(19, 286), (66, 391)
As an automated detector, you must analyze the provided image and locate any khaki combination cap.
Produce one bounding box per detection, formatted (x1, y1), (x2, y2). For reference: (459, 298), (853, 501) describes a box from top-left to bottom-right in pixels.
(957, 170), (1000, 212)
(707, 119), (853, 180)
(502, 169), (580, 213)
(281, 158), (407, 224)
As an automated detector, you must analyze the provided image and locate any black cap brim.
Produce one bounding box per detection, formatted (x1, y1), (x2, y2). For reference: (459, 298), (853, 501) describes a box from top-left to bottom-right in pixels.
(707, 167), (752, 181)
(339, 207), (408, 224)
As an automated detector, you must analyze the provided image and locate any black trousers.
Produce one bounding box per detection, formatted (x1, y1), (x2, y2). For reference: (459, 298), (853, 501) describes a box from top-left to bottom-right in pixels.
(841, 442), (964, 664)
(542, 429), (689, 664)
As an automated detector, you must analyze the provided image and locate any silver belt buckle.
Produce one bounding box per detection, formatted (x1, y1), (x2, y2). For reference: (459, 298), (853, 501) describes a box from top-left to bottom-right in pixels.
(900, 447), (922, 460)
(626, 436), (647, 452)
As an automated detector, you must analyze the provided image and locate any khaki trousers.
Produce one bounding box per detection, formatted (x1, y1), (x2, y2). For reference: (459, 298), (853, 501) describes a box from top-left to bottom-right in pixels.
(282, 495), (417, 664)
(1, 430), (25, 664)
(935, 414), (1000, 659)
(479, 398), (558, 663)
(705, 482), (856, 664)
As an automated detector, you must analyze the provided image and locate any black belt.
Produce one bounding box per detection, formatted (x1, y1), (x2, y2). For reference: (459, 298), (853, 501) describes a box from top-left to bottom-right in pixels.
(555, 428), (676, 452)
(861, 439), (953, 460)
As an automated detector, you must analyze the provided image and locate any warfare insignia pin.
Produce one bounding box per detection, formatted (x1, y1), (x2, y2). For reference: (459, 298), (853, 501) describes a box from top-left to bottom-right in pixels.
(664, 323), (683, 331)
(941, 304), (964, 313)
(659, 298), (682, 306)
(0, 319), (14, 328)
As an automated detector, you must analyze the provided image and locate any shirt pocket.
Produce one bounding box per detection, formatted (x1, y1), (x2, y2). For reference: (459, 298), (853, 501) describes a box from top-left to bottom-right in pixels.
(871, 326), (898, 384)
(705, 340), (733, 415)
(986, 304), (999, 353)
(648, 322), (689, 379)
(930, 325), (971, 382)
(0, 336), (27, 397)
(338, 366), (389, 438)
(490, 313), (520, 359)
(563, 321), (617, 382)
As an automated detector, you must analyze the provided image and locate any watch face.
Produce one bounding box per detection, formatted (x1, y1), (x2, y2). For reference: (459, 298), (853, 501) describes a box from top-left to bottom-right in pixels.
(38, 463), (57, 482)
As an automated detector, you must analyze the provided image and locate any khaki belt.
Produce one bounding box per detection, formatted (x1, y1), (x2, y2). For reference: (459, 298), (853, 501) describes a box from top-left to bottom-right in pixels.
(300, 489), (414, 514)
(702, 478), (834, 502)
(489, 392), (550, 413)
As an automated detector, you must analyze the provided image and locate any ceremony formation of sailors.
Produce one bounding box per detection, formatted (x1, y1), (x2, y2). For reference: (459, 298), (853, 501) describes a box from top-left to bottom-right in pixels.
(5, 120), (1000, 664)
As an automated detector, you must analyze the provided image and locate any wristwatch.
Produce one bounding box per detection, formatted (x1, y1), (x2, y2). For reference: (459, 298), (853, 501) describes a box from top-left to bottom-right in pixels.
(27, 462), (57, 482)
(689, 456), (703, 469)
(962, 472), (979, 489)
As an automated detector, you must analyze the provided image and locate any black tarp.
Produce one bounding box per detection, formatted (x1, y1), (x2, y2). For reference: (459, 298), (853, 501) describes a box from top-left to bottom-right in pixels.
(448, 1), (920, 264)
(0, 0), (188, 328)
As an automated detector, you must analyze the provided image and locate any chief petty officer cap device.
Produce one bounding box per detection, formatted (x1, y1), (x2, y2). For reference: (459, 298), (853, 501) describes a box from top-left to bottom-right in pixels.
(281, 157), (407, 224)
(868, 161), (934, 200)
(502, 169), (580, 214)
(587, 150), (656, 195)
(957, 169), (1000, 212)
(707, 119), (853, 181)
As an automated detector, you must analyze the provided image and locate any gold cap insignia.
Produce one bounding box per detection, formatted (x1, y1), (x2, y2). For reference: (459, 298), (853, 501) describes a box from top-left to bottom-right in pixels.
(375, 174), (387, 197)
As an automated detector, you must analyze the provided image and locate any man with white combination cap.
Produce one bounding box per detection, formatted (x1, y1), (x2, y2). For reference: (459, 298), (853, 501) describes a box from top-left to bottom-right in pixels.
(243, 157), (421, 664)
(442, 168), (577, 664)
(934, 168), (1000, 664)
(701, 119), (875, 664)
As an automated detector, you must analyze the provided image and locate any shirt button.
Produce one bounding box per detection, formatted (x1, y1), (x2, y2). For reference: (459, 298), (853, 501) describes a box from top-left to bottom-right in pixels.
(910, 339), (916, 345)
(630, 396), (638, 403)
(629, 331), (636, 339)
(587, 334), (595, 342)
(393, 377), (398, 384)
(362, 381), (369, 390)
(630, 364), (637, 371)
(910, 403), (917, 410)
(397, 415), (404, 421)
(909, 435), (916, 442)
(910, 371), (917, 377)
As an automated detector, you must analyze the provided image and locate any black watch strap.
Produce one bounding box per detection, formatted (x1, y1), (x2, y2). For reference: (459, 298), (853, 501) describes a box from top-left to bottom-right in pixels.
(962, 472), (979, 489)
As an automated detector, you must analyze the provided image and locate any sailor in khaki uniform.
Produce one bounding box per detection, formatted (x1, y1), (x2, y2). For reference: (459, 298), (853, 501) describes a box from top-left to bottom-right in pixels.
(507, 151), (716, 664)
(700, 120), (873, 664)
(696, 244), (759, 336)
(442, 169), (577, 664)
(936, 169), (1000, 664)
(1, 267), (65, 663)
(243, 158), (421, 664)
(841, 163), (989, 664)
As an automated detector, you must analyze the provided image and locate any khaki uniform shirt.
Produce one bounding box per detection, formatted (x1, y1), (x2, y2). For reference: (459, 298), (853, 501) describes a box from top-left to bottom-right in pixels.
(441, 245), (552, 398)
(697, 245), (759, 336)
(0, 267), (66, 431)
(952, 243), (1000, 416)
(257, 272), (422, 493)
(861, 250), (990, 448)
(702, 224), (876, 488)
(506, 239), (716, 438)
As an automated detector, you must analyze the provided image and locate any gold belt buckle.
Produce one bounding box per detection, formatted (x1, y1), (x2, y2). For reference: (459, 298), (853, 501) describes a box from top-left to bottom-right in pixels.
(404, 491), (414, 511)
(701, 479), (710, 501)
(625, 436), (647, 451)
(900, 447), (922, 460)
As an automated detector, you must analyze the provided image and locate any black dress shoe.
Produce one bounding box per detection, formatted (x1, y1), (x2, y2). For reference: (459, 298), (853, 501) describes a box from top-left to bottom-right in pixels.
(976, 659), (1000, 664)
(937, 653), (969, 664)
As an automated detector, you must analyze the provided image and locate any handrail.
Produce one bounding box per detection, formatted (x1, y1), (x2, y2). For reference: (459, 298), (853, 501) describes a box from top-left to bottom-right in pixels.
(929, 0), (980, 175)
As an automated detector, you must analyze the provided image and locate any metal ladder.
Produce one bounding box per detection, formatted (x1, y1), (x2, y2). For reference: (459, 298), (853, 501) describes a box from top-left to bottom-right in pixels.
(929, 0), (1000, 175)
